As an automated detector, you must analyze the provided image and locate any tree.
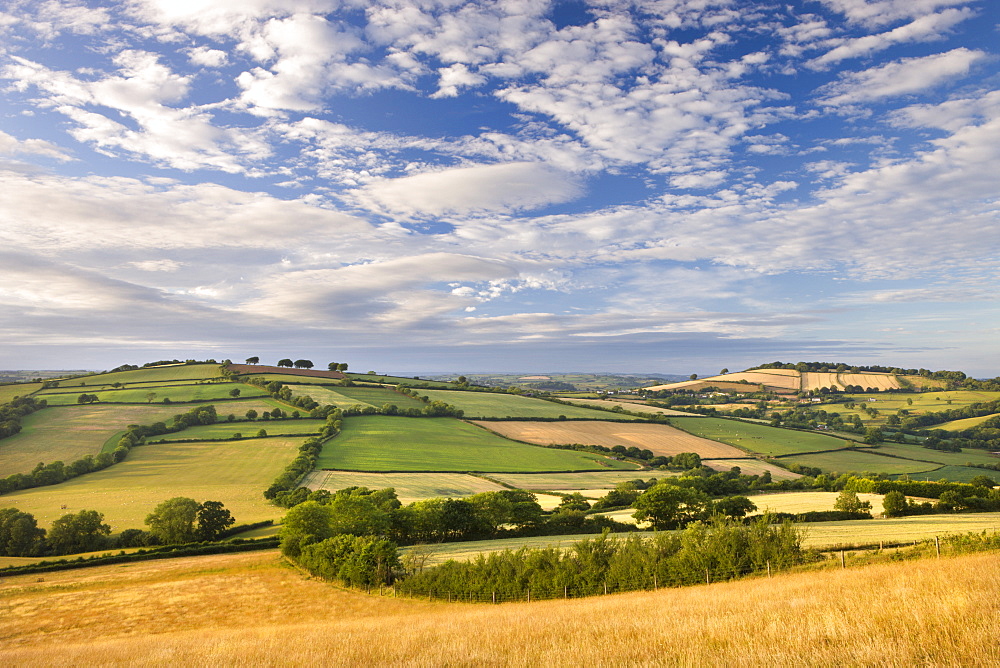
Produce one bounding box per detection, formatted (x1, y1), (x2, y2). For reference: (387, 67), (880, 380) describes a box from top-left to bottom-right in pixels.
(557, 492), (592, 512)
(328, 362), (339, 371)
(47, 509), (111, 554)
(145, 497), (201, 544)
(710, 495), (757, 519)
(245, 356), (259, 364)
(77, 393), (98, 404)
(145, 391), (157, 403)
(245, 409), (258, 421)
(633, 483), (708, 529)
(277, 359), (294, 368)
(833, 490), (872, 514)
(689, 374), (698, 381)
(294, 359), (314, 369)
(197, 501), (235, 541)
(0, 508), (46, 557)
(338, 363), (348, 372)
(969, 475), (996, 488)
(229, 388), (241, 398)
(720, 368), (729, 375)
(882, 490), (908, 517)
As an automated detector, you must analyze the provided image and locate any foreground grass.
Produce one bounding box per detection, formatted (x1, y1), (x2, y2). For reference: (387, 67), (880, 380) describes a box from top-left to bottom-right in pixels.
(2, 549), (999, 665)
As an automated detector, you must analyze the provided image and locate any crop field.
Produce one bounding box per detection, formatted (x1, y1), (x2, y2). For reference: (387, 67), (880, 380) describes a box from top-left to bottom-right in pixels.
(670, 416), (856, 456)
(487, 471), (660, 490)
(903, 465), (1000, 484)
(35, 383), (269, 405)
(154, 419), (327, 441)
(48, 363), (224, 388)
(472, 420), (745, 459)
(284, 384), (369, 408)
(346, 373), (452, 387)
(236, 373), (343, 385)
(0, 382), (42, 404)
(747, 491), (886, 516)
(561, 398), (695, 416)
(777, 450), (941, 476)
(336, 386), (427, 409)
(416, 390), (628, 419)
(316, 416), (637, 473)
(870, 443), (1000, 467)
(703, 459), (802, 480)
(798, 512), (1000, 548)
(833, 390), (1000, 416)
(300, 470), (507, 503)
(936, 413), (1000, 431)
(0, 437), (298, 530)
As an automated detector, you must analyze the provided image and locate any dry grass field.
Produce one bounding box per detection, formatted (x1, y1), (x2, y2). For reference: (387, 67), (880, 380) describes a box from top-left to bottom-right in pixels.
(2, 549), (999, 666)
(748, 491), (886, 516)
(301, 470), (508, 503)
(560, 398), (696, 416)
(704, 458), (802, 480)
(487, 471), (662, 490)
(472, 420), (746, 458)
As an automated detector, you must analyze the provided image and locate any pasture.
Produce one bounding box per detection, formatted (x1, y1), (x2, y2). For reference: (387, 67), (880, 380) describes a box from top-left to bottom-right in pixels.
(703, 458), (802, 480)
(0, 382), (42, 404)
(154, 419), (327, 440)
(798, 512), (1000, 548)
(285, 384), (369, 408)
(300, 470), (507, 503)
(487, 471), (660, 490)
(776, 449), (941, 476)
(905, 465), (1000, 484)
(934, 413), (1000, 431)
(416, 390), (627, 419)
(870, 443), (1000, 468)
(35, 383), (269, 405)
(670, 416), (858, 456)
(3, 549), (1000, 666)
(316, 417), (638, 473)
(561, 398), (695, 416)
(47, 363), (224, 388)
(472, 420), (745, 458)
(336, 386), (427, 409)
(747, 491), (886, 516)
(0, 436), (298, 530)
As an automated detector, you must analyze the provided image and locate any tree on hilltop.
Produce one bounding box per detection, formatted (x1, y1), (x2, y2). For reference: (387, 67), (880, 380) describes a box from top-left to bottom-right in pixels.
(277, 359), (294, 368)
(294, 359), (314, 369)
(245, 356), (259, 365)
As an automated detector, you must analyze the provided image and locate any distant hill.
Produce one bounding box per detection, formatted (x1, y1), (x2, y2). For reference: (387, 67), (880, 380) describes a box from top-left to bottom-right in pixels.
(426, 372), (690, 391)
(644, 369), (947, 394)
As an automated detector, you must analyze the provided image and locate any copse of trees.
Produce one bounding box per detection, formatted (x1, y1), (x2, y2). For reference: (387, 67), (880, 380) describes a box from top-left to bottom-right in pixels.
(0, 396), (47, 439)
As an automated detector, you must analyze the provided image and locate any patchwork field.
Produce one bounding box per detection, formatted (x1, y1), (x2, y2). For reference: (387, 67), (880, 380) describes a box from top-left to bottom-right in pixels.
(936, 413), (1000, 431)
(825, 391), (1000, 425)
(155, 419), (327, 441)
(35, 383), (269, 405)
(347, 374), (453, 387)
(561, 398), (695, 416)
(0, 437), (298, 530)
(871, 443), (1000, 468)
(777, 450), (941, 477)
(48, 363), (224, 389)
(0, 382), (41, 404)
(301, 470), (507, 503)
(472, 420), (745, 458)
(748, 491), (886, 516)
(798, 512), (1000, 548)
(487, 471), (660, 490)
(316, 417), (638, 473)
(906, 465), (1000, 484)
(645, 369), (931, 394)
(670, 416), (858, 456)
(285, 384), (371, 408)
(703, 458), (802, 480)
(336, 386), (427, 409)
(417, 390), (627, 419)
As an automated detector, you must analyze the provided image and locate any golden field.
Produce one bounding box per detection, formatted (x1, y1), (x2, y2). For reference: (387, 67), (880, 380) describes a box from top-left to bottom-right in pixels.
(473, 420), (746, 458)
(3, 548), (1000, 666)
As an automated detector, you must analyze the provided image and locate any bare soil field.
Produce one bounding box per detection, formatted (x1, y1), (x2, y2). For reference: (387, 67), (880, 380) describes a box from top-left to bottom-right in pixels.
(300, 470), (507, 503)
(2, 549), (999, 666)
(472, 420), (745, 458)
(704, 459), (802, 480)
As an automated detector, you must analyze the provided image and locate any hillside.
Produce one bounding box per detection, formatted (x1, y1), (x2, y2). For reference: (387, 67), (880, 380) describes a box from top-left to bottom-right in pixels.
(2, 549), (998, 665)
(645, 369), (946, 393)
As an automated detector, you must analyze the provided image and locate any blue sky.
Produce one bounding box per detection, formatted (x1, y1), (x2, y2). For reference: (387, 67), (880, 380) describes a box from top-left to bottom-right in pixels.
(0, 0), (998, 376)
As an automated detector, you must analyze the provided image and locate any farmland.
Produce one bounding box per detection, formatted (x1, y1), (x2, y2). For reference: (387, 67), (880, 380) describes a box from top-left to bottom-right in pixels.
(472, 420), (746, 458)
(416, 389), (630, 419)
(487, 471), (662, 490)
(560, 398), (695, 416)
(35, 382), (269, 405)
(936, 413), (1000, 431)
(336, 386), (427, 409)
(0, 437), (298, 530)
(703, 459), (802, 480)
(747, 491), (886, 516)
(670, 416), (857, 456)
(316, 416), (638, 472)
(47, 363), (224, 388)
(0, 382), (41, 404)
(777, 449), (940, 476)
(870, 442), (1000, 468)
(301, 470), (507, 503)
(153, 419), (327, 440)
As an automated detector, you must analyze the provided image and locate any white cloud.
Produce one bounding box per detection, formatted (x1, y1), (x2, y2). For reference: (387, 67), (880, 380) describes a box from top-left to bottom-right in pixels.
(0, 130), (73, 162)
(187, 46), (229, 68)
(817, 48), (986, 106)
(350, 162), (584, 216)
(818, 0), (976, 27)
(430, 63), (486, 98)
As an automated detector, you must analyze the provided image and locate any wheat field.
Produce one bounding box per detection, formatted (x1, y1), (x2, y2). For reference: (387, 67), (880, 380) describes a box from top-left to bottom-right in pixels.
(2, 548), (999, 666)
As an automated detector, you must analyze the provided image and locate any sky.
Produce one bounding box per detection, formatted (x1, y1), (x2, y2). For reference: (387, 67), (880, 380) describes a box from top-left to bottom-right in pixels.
(0, 0), (998, 376)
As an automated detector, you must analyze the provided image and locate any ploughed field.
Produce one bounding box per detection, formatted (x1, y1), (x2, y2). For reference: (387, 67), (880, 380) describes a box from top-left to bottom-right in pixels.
(472, 420), (746, 458)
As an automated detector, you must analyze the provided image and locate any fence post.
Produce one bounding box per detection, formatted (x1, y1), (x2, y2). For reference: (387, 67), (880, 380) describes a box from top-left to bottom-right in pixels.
(840, 551), (846, 569)
(492, 591), (496, 604)
(527, 589), (530, 603)
(936, 535), (941, 558)
(706, 569), (710, 585)
(653, 574), (657, 589)
(767, 561), (771, 578)
(564, 585), (568, 599)
(603, 582), (608, 595)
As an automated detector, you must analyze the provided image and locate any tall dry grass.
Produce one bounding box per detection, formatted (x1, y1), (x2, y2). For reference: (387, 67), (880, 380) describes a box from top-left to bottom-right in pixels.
(2, 548), (999, 666)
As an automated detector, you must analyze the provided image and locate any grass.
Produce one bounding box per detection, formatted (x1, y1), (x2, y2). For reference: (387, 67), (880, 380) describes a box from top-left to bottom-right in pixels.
(671, 416), (858, 456)
(486, 471), (659, 490)
(335, 386), (427, 409)
(823, 391), (1000, 427)
(44, 363), (224, 389)
(936, 413), (1000, 431)
(416, 389), (634, 419)
(285, 384), (375, 408)
(0, 382), (42, 404)
(153, 419), (327, 440)
(35, 383), (268, 405)
(704, 458), (802, 480)
(797, 512), (1000, 547)
(2, 546), (1000, 664)
(316, 416), (638, 472)
(747, 491), (886, 516)
(0, 437), (298, 530)
(300, 470), (508, 503)
(900, 465), (1000, 484)
(561, 398), (696, 416)
(871, 442), (1000, 467)
(347, 373), (453, 387)
(777, 449), (941, 476)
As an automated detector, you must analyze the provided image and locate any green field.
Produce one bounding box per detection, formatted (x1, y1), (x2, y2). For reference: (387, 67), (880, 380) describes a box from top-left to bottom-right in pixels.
(0, 382), (42, 404)
(316, 416), (639, 472)
(898, 465), (1000, 484)
(823, 391), (1000, 427)
(936, 413), (1000, 431)
(45, 364), (225, 389)
(36, 383), (269, 405)
(301, 470), (508, 503)
(416, 389), (634, 419)
(486, 471), (657, 490)
(346, 374), (453, 387)
(777, 449), (941, 476)
(153, 419), (327, 441)
(871, 443), (1000, 468)
(335, 386), (427, 409)
(286, 385), (375, 409)
(237, 373), (343, 386)
(671, 417), (857, 456)
(0, 436), (298, 530)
